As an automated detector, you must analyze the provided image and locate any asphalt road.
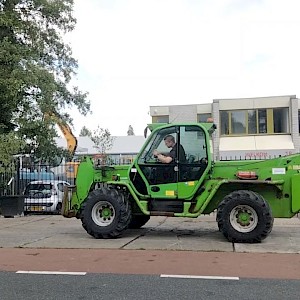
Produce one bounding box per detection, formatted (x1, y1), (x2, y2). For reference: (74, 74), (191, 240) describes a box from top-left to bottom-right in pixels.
(1, 272), (300, 300)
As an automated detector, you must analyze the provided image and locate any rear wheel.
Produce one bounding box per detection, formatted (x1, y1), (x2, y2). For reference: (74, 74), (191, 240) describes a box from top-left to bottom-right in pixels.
(216, 190), (273, 243)
(128, 215), (150, 229)
(81, 187), (131, 238)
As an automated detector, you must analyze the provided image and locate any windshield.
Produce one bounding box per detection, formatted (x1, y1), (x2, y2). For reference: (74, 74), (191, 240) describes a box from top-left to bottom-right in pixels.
(138, 126), (177, 163)
(24, 183), (53, 198)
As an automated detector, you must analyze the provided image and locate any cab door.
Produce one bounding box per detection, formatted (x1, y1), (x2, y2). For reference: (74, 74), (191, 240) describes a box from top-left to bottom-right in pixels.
(137, 125), (180, 199)
(136, 124), (209, 200)
(177, 125), (209, 199)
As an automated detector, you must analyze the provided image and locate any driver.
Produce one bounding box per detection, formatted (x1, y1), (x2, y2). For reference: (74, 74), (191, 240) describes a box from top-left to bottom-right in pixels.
(153, 135), (186, 163)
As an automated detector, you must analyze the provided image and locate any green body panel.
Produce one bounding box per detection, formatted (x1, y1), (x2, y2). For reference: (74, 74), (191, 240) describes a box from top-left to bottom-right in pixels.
(149, 182), (178, 199)
(205, 156), (300, 217)
(291, 174), (300, 213)
(70, 157), (130, 209)
(67, 122), (300, 219)
(177, 180), (199, 199)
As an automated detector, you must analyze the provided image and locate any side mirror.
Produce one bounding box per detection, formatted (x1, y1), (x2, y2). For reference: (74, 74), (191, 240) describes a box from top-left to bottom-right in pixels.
(144, 126), (149, 138)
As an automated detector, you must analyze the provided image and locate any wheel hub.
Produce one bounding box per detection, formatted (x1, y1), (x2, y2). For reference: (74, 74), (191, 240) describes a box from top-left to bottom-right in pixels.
(91, 201), (116, 226)
(101, 207), (112, 219)
(229, 205), (258, 233)
(237, 211), (252, 226)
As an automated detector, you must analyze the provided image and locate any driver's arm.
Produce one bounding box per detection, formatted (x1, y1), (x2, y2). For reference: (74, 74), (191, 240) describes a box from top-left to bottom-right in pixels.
(153, 150), (173, 163)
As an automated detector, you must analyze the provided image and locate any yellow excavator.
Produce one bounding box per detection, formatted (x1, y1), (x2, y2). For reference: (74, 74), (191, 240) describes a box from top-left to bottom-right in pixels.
(46, 112), (79, 179)
(46, 111), (78, 157)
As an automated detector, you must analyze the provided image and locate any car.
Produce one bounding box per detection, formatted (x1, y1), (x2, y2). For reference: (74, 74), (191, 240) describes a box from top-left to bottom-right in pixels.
(24, 180), (70, 213)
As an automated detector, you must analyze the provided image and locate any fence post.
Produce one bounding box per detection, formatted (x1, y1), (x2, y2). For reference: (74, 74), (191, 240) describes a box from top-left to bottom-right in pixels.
(15, 158), (21, 195)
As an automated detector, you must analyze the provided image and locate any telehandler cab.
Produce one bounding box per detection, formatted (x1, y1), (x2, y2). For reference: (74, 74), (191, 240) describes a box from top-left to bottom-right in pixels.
(62, 122), (300, 243)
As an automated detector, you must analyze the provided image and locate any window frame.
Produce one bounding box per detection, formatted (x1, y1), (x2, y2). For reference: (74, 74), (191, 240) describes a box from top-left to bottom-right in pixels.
(220, 108), (289, 136)
(152, 115), (169, 124)
(197, 113), (212, 123)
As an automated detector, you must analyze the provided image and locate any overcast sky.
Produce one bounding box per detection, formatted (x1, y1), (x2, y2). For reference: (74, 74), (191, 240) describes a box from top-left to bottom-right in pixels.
(66, 0), (300, 136)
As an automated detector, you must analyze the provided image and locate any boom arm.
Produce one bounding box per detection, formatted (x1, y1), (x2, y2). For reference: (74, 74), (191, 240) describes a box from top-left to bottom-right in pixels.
(46, 112), (78, 157)
(56, 121), (78, 157)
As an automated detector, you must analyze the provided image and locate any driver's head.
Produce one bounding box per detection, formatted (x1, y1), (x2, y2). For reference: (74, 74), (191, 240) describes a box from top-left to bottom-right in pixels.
(164, 135), (175, 148)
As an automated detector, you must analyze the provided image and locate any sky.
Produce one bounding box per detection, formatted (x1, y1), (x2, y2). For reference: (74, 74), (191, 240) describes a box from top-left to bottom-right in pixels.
(66, 0), (300, 137)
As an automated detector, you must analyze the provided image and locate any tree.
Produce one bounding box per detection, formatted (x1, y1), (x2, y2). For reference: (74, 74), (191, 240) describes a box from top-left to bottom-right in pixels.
(80, 125), (114, 164)
(127, 125), (134, 136)
(0, 132), (25, 168)
(91, 126), (114, 155)
(79, 126), (92, 137)
(0, 132), (26, 192)
(0, 0), (90, 162)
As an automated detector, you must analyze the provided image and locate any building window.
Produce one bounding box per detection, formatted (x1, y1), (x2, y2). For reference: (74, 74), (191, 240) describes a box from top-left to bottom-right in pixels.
(220, 108), (289, 136)
(231, 111), (246, 134)
(197, 113), (211, 123)
(274, 108), (288, 133)
(248, 110), (257, 134)
(258, 109), (267, 133)
(220, 111), (229, 135)
(152, 115), (169, 123)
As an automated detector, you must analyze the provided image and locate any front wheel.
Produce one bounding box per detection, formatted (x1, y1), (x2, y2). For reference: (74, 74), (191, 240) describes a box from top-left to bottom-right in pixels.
(216, 190), (273, 243)
(81, 187), (131, 239)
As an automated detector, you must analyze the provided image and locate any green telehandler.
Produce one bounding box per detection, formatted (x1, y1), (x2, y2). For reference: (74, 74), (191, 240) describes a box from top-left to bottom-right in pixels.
(62, 122), (300, 243)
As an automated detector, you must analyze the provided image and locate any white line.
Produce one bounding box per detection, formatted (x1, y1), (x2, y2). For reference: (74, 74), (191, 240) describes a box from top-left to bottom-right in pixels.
(16, 271), (86, 276)
(160, 274), (239, 280)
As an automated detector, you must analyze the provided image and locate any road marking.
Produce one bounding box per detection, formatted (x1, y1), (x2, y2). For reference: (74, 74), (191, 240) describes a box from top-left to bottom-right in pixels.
(16, 271), (86, 276)
(160, 274), (239, 280)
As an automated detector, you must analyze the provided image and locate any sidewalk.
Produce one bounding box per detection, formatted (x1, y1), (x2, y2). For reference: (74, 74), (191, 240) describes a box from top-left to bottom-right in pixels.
(0, 214), (299, 254)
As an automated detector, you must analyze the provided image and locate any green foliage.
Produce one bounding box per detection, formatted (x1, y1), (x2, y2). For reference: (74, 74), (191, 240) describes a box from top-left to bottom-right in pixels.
(79, 125), (92, 137)
(80, 125), (114, 154)
(91, 126), (114, 154)
(0, 0), (90, 162)
(0, 132), (25, 171)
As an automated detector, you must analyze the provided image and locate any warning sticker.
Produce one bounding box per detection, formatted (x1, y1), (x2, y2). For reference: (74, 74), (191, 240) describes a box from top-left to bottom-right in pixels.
(272, 168), (286, 175)
(165, 190), (175, 196)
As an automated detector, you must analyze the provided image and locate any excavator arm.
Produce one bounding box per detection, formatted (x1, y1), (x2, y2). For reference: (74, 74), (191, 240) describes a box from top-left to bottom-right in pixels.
(56, 121), (78, 157)
(45, 112), (78, 158)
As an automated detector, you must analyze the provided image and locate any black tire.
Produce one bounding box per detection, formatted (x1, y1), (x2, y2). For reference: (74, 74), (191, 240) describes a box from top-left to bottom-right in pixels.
(81, 187), (131, 239)
(216, 190), (273, 243)
(128, 214), (150, 229)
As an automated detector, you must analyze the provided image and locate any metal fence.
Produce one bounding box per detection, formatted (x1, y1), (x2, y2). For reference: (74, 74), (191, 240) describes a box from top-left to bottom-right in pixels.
(0, 157), (134, 197)
(0, 161), (74, 215)
(217, 155), (285, 161)
(1, 163), (66, 196)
